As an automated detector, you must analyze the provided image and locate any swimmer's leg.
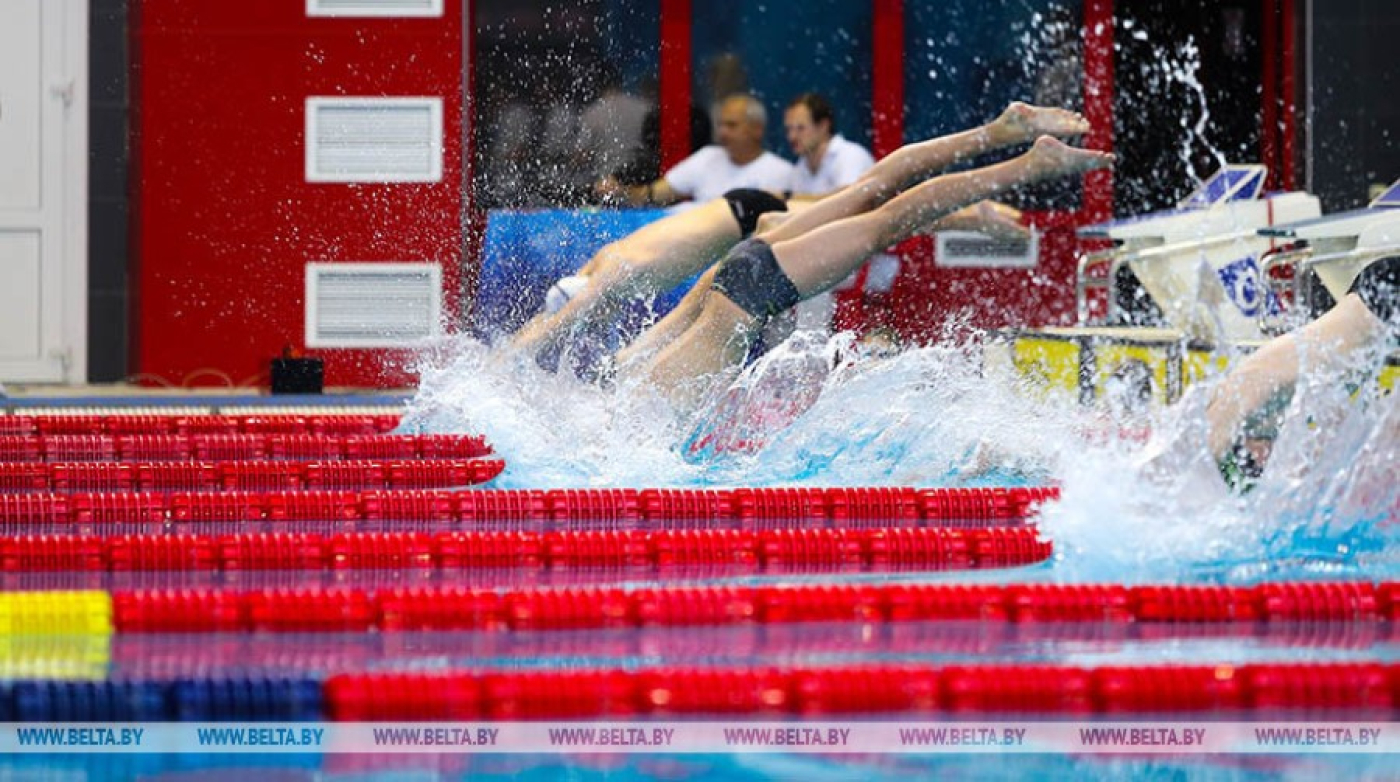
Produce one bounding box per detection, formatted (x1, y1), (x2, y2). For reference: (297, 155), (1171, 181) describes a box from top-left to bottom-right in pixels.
(641, 139), (1112, 411)
(761, 103), (1089, 245)
(615, 265), (719, 367)
(509, 198), (742, 361)
(773, 138), (1112, 297)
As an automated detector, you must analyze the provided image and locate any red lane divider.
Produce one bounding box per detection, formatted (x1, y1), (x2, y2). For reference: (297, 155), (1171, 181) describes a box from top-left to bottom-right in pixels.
(0, 459), (505, 493)
(0, 487), (1052, 527)
(1, 414), (402, 437)
(324, 663), (1400, 718)
(103, 579), (1400, 634)
(0, 434), (491, 463)
(1, 527), (1047, 574)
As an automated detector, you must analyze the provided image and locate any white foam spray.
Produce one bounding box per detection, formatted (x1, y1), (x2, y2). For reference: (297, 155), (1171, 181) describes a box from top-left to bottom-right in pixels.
(401, 325), (1397, 584)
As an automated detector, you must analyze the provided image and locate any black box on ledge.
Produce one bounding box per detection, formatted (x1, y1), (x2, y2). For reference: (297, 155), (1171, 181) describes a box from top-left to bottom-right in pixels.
(270, 357), (324, 394)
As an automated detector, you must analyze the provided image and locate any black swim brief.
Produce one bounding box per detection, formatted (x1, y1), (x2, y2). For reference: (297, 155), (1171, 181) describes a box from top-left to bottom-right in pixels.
(1348, 255), (1400, 335)
(723, 188), (788, 238)
(711, 238), (802, 320)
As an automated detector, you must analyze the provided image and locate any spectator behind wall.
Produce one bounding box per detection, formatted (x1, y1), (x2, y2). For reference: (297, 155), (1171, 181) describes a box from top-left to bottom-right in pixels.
(579, 64), (652, 184)
(594, 94), (794, 211)
(784, 92), (876, 197)
(781, 92), (883, 334)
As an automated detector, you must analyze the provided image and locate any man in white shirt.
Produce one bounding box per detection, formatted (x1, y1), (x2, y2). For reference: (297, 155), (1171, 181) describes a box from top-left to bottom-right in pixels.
(784, 93), (875, 197)
(780, 93), (879, 334)
(594, 94), (793, 208)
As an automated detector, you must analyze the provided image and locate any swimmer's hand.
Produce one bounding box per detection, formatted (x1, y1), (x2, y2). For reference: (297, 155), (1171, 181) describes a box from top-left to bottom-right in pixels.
(1132, 423), (1238, 504)
(594, 176), (627, 205)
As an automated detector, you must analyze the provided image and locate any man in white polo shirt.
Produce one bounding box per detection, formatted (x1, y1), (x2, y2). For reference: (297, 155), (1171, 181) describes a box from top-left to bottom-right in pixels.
(594, 94), (793, 209)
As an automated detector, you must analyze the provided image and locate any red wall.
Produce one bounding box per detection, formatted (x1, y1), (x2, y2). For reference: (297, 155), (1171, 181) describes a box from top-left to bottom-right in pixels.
(131, 1), (464, 388)
(844, 0), (1118, 341)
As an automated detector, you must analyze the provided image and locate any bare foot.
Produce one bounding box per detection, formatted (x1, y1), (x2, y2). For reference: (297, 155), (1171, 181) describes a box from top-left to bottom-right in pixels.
(992, 101), (1091, 145)
(917, 200), (1027, 239)
(974, 200), (1029, 241)
(1026, 136), (1114, 179)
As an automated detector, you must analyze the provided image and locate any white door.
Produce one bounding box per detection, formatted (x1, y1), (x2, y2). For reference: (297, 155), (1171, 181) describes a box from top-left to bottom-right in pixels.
(0, 0), (87, 383)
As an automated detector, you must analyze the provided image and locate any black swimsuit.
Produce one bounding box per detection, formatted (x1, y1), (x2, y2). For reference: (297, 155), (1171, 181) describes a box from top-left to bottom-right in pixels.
(1349, 255), (1400, 336)
(710, 238), (802, 321)
(723, 188), (788, 238)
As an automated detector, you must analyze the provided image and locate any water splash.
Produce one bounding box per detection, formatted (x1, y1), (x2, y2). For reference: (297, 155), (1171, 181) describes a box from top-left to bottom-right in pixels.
(400, 328), (1090, 490)
(402, 324), (1398, 585)
(1040, 343), (1400, 584)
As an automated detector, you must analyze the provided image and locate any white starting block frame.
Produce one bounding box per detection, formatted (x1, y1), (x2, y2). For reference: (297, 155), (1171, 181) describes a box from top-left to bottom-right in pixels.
(1258, 178), (1400, 331)
(1075, 165), (1321, 345)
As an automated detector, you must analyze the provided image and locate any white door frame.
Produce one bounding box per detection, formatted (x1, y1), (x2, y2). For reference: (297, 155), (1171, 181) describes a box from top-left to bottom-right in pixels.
(60, 0), (89, 384)
(0, 0), (87, 384)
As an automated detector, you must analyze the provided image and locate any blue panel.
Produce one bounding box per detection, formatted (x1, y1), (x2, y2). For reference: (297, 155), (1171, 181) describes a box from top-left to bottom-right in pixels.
(473, 208), (700, 341)
(1371, 179), (1400, 207)
(1233, 170), (1266, 201)
(1181, 166), (1267, 207)
(1183, 170), (1235, 207)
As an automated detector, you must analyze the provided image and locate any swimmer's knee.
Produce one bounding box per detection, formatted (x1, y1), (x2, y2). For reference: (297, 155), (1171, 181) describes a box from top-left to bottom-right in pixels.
(591, 247), (648, 287)
(754, 211), (790, 236)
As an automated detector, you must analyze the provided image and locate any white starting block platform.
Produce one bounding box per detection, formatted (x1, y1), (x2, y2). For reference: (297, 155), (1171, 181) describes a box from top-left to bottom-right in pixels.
(1077, 165), (1321, 344)
(1258, 179), (1400, 318)
(1006, 168), (1399, 407)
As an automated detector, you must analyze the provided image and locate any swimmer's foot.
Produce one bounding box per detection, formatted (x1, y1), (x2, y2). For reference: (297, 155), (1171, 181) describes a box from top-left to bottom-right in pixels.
(1024, 136), (1115, 180)
(974, 200), (1029, 241)
(990, 102), (1090, 146)
(918, 200), (1027, 240)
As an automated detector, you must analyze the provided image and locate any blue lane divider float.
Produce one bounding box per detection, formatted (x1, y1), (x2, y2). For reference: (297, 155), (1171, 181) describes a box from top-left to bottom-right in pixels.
(5, 677), (323, 722)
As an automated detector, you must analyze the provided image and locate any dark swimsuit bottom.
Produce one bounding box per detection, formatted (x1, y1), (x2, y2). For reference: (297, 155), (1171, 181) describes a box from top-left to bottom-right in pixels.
(710, 238), (803, 321)
(1349, 254), (1400, 336)
(723, 188), (788, 238)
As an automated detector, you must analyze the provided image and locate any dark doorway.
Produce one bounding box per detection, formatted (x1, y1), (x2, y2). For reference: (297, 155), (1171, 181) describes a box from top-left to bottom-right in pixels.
(1113, 0), (1264, 214)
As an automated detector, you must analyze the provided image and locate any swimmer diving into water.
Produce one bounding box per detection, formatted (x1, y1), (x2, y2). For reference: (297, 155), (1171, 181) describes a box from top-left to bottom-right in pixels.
(509, 103), (1091, 369)
(624, 135), (1115, 413)
(1203, 255), (1399, 484)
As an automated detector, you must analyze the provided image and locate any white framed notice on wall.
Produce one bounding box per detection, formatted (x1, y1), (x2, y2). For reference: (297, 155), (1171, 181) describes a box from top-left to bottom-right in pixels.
(306, 0), (443, 18)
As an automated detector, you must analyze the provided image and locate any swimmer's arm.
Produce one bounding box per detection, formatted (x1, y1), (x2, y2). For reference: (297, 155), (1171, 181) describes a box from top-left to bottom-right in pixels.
(1204, 293), (1385, 458)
